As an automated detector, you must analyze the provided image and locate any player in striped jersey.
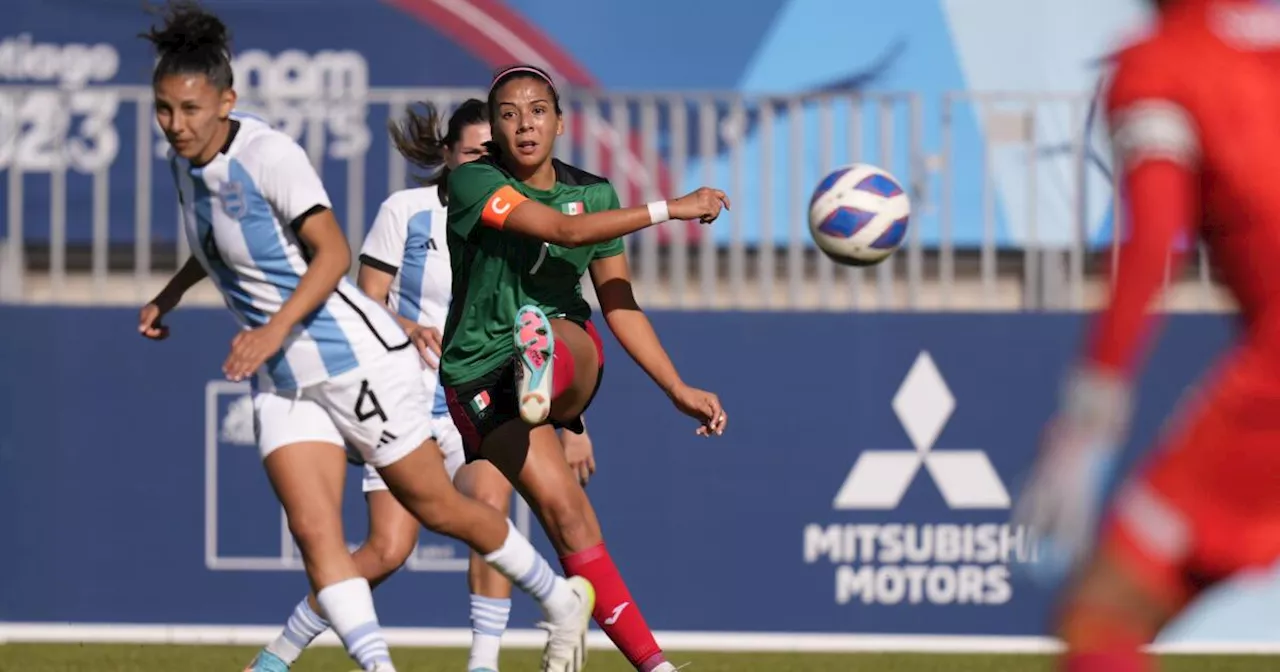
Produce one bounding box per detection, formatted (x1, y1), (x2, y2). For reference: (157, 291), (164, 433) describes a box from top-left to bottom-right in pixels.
(253, 99), (597, 672)
(135, 4), (593, 672)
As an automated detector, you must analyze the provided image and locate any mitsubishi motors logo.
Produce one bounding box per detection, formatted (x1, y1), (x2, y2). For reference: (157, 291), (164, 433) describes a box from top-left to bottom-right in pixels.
(833, 351), (1010, 510)
(802, 351), (1036, 607)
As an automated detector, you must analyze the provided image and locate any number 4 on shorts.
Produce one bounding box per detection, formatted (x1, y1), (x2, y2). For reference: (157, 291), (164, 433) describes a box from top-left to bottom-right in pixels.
(354, 380), (387, 423)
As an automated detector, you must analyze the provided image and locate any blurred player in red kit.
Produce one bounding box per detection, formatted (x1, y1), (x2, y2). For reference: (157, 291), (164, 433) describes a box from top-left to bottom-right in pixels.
(1013, 0), (1280, 670)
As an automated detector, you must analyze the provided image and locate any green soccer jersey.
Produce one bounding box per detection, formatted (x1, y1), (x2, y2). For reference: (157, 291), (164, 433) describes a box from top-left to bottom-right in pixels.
(440, 157), (625, 385)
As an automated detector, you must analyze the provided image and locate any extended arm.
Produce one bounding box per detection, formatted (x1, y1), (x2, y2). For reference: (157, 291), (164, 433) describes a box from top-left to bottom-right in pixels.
(590, 252), (727, 435)
(469, 183), (727, 248)
(589, 253), (683, 393)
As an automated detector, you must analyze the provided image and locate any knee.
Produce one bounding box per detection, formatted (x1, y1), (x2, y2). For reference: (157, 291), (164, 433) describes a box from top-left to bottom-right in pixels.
(457, 464), (513, 515)
(471, 480), (512, 516)
(287, 509), (341, 550)
(365, 528), (417, 575)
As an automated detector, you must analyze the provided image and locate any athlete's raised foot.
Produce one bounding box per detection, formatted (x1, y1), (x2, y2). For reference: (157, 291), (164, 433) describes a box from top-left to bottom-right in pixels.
(539, 576), (595, 672)
(514, 304), (555, 425)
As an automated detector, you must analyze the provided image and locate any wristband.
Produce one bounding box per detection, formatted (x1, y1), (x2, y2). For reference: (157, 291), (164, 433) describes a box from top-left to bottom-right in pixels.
(647, 200), (670, 225)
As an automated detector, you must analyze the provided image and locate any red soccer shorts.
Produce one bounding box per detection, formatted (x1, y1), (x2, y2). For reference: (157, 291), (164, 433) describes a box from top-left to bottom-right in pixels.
(1099, 354), (1280, 606)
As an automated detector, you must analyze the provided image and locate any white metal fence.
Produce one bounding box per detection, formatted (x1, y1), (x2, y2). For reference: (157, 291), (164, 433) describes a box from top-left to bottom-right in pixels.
(0, 85), (1229, 312)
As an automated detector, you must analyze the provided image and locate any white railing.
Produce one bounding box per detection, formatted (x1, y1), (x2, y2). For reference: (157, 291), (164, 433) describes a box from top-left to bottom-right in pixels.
(0, 85), (1230, 312)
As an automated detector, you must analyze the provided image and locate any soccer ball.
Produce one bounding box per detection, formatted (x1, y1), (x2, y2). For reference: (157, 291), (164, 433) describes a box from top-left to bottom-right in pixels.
(807, 163), (910, 267)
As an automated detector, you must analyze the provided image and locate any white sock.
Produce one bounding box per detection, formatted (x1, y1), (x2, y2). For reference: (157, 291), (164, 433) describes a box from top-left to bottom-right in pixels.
(316, 577), (394, 672)
(483, 520), (577, 621)
(265, 597), (331, 664)
(468, 594), (511, 671)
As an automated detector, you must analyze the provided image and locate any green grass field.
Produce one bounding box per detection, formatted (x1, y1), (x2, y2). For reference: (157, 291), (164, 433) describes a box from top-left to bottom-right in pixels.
(0, 645), (1277, 671)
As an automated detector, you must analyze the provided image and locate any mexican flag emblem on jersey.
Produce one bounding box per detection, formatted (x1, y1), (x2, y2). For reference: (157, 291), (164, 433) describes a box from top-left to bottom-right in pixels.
(470, 391), (490, 414)
(561, 201), (584, 216)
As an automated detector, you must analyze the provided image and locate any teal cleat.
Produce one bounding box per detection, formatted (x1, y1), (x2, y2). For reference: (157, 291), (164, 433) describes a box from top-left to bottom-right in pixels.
(244, 649), (290, 672)
(513, 304), (555, 425)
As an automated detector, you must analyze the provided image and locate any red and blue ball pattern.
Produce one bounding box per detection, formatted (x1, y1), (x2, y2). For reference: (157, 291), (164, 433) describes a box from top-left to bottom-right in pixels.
(808, 164), (911, 267)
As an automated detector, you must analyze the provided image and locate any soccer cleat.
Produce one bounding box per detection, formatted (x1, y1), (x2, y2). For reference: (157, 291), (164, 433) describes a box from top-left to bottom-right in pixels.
(539, 576), (595, 672)
(469, 669), (499, 672)
(514, 305), (555, 425)
(244, 650), (290, 672)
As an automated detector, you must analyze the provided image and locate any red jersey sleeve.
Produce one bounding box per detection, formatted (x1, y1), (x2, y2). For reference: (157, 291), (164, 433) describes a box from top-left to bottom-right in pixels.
(1084, 42), (1200, 379)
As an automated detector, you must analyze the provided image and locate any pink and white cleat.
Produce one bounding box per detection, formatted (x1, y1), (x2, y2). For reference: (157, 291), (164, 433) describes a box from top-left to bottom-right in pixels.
(514, 304), (555, 425)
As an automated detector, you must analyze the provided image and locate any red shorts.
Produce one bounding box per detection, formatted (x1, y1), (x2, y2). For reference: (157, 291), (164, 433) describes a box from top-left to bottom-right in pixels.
(1100, 352), (1280, 604)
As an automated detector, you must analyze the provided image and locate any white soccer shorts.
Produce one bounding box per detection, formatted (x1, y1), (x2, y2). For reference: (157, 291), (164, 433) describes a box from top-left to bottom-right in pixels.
(362, 414), (464, 493)
(254, 346), (433, 468)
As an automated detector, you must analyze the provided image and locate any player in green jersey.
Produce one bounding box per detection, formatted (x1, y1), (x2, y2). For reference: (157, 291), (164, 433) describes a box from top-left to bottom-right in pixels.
(440, 64), (730, 672)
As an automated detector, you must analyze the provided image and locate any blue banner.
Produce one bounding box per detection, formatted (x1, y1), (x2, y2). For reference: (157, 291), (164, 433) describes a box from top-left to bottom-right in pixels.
(0, 308), (1253, 639)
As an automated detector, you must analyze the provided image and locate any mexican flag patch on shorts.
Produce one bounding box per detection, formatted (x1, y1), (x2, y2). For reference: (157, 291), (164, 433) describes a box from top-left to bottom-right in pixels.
(470, 391), (491, 414)
(561, 201), (584, 216)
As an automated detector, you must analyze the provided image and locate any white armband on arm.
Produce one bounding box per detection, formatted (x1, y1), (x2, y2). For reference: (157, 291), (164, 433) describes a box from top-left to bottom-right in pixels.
(1109, 100), (1200, 172)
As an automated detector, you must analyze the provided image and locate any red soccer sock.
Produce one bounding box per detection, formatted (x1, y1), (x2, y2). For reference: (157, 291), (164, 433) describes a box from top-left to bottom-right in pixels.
(561, 543), (664, 671)
(1063, 652), (1150, 672)
(1058, 598), (1154, 672)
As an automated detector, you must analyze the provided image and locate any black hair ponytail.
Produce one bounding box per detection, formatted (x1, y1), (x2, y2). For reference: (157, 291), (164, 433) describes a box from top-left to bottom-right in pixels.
(388, 98), (488, 204)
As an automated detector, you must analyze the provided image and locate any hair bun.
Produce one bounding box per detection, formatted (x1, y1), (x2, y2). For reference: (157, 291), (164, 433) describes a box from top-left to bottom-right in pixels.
(144, 1), (230, 56)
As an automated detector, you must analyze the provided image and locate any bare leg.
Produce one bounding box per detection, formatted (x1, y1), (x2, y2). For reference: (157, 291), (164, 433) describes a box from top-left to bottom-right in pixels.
(262, 442), (393, 671)
(376, 440), (595, 670)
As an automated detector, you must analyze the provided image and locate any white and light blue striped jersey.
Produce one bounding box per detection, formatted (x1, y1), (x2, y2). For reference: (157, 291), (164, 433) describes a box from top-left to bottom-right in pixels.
(171, 113), (410, 391)
(359, 186), (452, 416)
(358, 186), (452, 332)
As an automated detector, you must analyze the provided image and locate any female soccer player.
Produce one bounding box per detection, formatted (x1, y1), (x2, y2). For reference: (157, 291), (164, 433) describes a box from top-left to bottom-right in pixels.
(252, 99), (598, 672)
(135, 5), (593, 672)
(440, 64), (730, 672)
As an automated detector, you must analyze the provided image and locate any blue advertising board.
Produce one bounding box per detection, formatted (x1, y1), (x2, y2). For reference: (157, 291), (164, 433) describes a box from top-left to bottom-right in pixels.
(4, 308), (1267, 646)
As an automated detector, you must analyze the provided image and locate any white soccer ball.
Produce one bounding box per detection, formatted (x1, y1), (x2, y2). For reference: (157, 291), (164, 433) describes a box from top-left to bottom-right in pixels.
(807, 163), (911, 267)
